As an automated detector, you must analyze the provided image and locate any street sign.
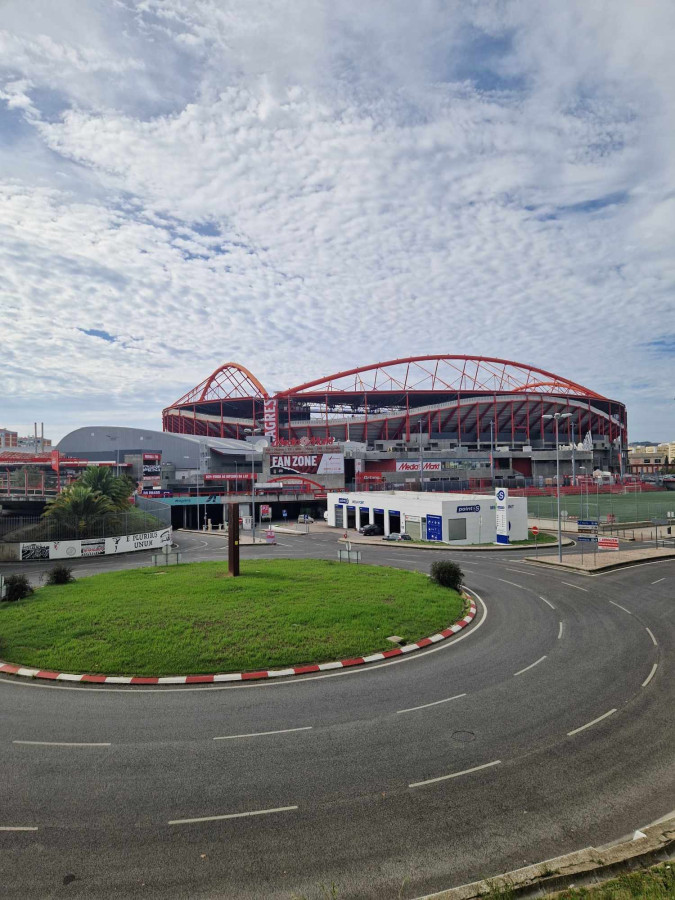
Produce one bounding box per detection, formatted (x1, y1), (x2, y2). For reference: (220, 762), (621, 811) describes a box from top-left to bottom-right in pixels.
(577, 536), (598, 543)
(598, 536), (619, 551)
(531, 525), (539, 536)
(282, 509), (287, 519)
(578, 520), (598, 526)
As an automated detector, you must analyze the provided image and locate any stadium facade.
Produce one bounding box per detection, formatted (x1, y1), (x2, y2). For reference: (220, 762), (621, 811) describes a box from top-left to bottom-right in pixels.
(162, 356), (627, 489)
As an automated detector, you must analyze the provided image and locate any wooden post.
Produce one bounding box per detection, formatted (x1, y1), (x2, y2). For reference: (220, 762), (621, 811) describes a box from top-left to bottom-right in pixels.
(228, 502), (240, 577)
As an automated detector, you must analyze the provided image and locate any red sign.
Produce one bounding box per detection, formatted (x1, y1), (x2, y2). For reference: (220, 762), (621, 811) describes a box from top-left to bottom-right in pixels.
(204, 473), (253, 482)
(531, 525), (539, 536)
(272, 437), (336, 447)
(50, 450), (60, 472)
(143, 453), (161, 462)
(598, 536), (620, 551)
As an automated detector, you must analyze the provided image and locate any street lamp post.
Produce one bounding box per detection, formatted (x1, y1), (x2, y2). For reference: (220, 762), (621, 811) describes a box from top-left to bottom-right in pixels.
(489, 420), (495, 488)
(419, 420), (423, 492)
(543, 412), (571, 562)
(244, 427), (265, 543)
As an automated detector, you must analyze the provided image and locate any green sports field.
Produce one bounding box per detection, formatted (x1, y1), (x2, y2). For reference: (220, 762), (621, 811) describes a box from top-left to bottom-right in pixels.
(526, 489), (675, 524)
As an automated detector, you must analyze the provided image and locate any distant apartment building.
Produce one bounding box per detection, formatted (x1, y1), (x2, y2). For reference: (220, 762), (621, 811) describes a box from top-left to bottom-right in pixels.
(0, 427), (18, 448)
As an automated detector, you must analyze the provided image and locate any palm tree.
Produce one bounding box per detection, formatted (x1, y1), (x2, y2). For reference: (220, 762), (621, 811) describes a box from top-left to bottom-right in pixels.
(43, 484), (117, 537)
(79, 466), (133, 509)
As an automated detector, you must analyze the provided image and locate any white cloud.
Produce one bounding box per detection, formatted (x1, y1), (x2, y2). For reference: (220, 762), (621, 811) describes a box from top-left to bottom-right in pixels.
(0, 0), (673, 440)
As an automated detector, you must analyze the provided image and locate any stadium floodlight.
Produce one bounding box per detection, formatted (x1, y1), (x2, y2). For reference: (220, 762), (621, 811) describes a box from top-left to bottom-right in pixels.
(543, 413), (572, 562)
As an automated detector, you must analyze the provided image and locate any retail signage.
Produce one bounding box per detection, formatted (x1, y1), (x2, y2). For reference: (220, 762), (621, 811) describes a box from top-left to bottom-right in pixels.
(260, 504), (271, 518)
(204, 473), (253, 481)
(263, 399), (279, 444)
(457, 505), (481, 513)
(143, 453), (161, 462)
(273, 437), (335, 447)
(598, 536), (619, 551)
(426, 514), (443, 541)
(395, 461), (442, 472)
(495, 487), (509, 544)
(270, 453), (344, 475)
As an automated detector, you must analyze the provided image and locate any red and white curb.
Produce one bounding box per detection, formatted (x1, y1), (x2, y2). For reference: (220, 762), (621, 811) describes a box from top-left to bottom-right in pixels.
(0, 600), (476, 686)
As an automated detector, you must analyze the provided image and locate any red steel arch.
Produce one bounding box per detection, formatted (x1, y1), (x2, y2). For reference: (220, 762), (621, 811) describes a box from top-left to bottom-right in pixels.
(173, 362), (268, 404)
(277, 355), (606, 399)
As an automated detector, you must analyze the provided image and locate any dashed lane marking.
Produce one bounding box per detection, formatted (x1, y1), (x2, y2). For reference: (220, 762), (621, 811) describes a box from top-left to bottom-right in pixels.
(397, 693), (466, 715)
(561, 581), (589, 593)
(12, 741), (111, 747)
(609, 600), (632, 615)
(651, 577), (666, 585)
(567, 708), (616, 737)
(498, 578), (523, 588)
(646, 627), (657, 646)
(642, 664), (658, 688)
(409, 759), (501, 789)
(513, 655), (547, 677)
(168, 805), (298, 826)
(213, 727), (312, 740)
(558, 621), (563, 640)
(0, 826), (38, 832)
(539, 595), (555, 610)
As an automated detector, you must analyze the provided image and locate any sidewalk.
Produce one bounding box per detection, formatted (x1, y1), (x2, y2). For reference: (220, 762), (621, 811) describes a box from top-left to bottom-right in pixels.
(526, 546), (675, 574)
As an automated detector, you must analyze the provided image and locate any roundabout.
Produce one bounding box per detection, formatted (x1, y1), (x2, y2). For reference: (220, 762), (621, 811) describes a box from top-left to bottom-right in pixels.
(1, 530), (673, 899)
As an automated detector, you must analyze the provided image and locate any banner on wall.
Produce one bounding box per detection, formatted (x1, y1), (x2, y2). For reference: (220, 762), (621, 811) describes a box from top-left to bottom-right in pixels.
(20, 529), (171, 561)
(269, 453), (344, 475)
(263, 399), (279, 443)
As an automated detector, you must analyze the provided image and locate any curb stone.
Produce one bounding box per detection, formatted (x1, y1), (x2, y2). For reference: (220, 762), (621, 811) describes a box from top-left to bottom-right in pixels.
(0, 599), (476, 686)
(416, 815), (675, 899)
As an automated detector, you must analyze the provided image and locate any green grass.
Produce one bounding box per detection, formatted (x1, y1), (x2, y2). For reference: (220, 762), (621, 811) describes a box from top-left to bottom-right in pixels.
(527, 490), (675, 524)
(556, 863), (675, 898)
(0, 559), (464, 676)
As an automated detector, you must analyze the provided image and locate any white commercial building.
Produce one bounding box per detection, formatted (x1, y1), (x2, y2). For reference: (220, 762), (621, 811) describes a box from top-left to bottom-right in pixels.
(326, 490), (528, 545)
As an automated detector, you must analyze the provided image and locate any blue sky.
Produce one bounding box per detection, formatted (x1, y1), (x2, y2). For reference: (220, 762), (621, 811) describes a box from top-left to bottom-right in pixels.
(1, 0), (674, 442)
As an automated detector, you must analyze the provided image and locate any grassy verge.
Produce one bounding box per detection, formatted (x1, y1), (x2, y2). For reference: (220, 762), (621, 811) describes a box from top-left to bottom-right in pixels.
(0, 559), (464, 676)
(483, 863), (675, 899)
(397, 530), (557, 547)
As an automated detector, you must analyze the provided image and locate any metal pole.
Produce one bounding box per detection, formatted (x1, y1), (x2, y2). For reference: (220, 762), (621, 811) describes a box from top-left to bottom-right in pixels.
(251, 447), (256, 543)
(490, 420), (495, 488)
(556, 417), (562, 562)
(571, 422), (576, 486)
(419, 420), (423, 492)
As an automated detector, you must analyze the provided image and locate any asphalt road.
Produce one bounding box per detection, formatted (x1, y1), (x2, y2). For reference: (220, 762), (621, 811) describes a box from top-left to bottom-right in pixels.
(1, 530), (673, 899)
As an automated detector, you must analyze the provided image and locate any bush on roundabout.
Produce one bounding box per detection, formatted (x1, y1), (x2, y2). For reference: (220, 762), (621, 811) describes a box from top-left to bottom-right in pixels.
(1, 574), (34, 603)
(430, 560), (464, 591)
(0, 559), (465, 676)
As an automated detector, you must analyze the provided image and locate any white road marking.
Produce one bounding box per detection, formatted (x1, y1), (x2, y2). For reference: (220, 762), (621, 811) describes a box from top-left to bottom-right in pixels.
(558, 621), (564, 640)
(646, 627), (657, 646)
(567, 708), (617, 736)
(561, 581), (589, 593)
(12, 741), (111, 747)
(168, 805), (298, 825)
(651, 577), (666, 585)
(409, 759), (501, 788)
(513, 655), (547, 677)
(642, 663), (658, 688)
(396, 693), (466, 714)
(609, 600), (632, 615)
(498, 578), (523, 588)
(0, 826), (38, 831)
(504, 568), (539, 577)
(539, 595), (555, 610)
(213, 727), (312, 740)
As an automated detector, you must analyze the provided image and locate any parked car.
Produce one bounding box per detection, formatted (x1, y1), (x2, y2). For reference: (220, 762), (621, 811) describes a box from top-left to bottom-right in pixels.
(297, 514), (314, 523)
(358, 523), (383, 536)
(382, 532), (412, 541)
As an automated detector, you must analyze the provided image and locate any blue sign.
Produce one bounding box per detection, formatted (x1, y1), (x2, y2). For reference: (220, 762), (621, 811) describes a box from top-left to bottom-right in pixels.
(457, 505), (480, 513)
(161, 495), (222, 506)
(282, 509), (287, 518)
(496, 489), (506, 502)
(577, 536), (598, 543)
(426, 514), (443, 542)
(374, 508), (384, 514)
(578, 520), (598, 527)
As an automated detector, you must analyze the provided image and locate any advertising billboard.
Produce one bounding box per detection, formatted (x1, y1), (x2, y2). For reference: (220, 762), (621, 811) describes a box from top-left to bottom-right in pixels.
(269, 453), (344, 476)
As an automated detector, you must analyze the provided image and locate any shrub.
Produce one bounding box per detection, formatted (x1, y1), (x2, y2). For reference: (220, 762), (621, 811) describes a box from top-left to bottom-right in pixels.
(430, 560), (463, 591)
(2, 574), (34, 602)
(45, 564), (75, 586)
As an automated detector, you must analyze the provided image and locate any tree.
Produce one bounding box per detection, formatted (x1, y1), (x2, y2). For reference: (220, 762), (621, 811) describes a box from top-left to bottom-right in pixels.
(78, 466), (133, 509)
(43, 483), (117, 536)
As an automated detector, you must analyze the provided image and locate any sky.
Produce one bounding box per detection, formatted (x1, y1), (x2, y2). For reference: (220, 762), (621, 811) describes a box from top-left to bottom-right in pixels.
(1, 0), (674, 443)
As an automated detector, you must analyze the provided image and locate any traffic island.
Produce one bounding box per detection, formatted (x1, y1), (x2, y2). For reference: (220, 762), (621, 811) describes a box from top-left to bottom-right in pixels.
(526, 546), (675, 575)
(0, 559), (471, 680)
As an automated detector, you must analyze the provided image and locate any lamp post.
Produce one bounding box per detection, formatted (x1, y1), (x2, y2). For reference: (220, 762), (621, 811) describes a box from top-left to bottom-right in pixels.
(244, 427), (265, 543)
(419, 419), (423, 492)
(489, 419), (495, 488)
(543, 412), (571, 562)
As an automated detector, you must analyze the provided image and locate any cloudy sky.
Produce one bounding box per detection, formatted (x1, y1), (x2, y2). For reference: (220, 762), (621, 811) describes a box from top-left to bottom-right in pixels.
(1, 0), (673, 442)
